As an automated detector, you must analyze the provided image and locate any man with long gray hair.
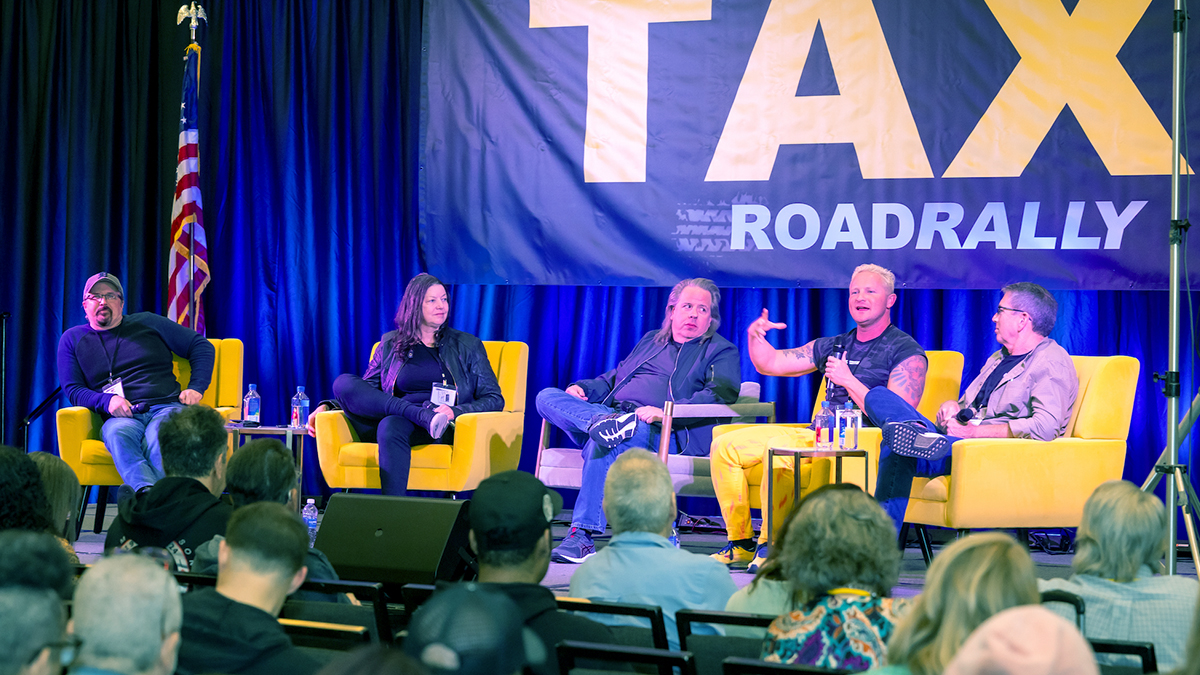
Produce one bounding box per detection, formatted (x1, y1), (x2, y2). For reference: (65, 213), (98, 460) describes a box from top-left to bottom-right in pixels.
(569, 450), (737, 650)
(70, 555), (182, 675)
(536, 279), (740, 563)
(1040, 480), (1198, 670)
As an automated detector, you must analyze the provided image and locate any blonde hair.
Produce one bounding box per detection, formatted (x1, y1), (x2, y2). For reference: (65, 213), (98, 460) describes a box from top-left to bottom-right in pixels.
(852, 264), (896, 295)
(887, 532), (1039, 675)
(1072, 480), (1166, 582)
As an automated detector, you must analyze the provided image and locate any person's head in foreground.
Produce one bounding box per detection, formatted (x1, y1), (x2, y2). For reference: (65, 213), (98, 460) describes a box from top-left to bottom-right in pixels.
(1072, 479), (1166, 582)
(778, 484), (900, 604)
(218, 501), (309, 616)
(72, 555), (182, 675)
(0, 446), (55, 535)
(225, 438), (299, 509)
(0, 585), (65, 675)
(603, 449), (676, 537)
(943, 605), (1098, 675)
(468, 470), (563, 583)
(887, 531), (1040, 675)
(0, 530), (74, 600)
(160, 405), (229, 494)
(403, 583), (545, 675)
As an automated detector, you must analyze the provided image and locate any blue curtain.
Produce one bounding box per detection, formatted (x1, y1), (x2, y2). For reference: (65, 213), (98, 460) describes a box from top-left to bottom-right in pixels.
(1, 0), (1194, 508)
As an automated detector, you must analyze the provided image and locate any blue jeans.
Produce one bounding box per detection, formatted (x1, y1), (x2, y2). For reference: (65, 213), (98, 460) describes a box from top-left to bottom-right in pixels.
(536, 388), (677, 533)
(100, 402), (184, 490)
(862, 387), (957, 532)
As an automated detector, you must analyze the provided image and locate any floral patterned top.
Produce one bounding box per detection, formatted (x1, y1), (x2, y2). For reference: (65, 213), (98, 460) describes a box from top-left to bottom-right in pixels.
(761, 591), (911, 672)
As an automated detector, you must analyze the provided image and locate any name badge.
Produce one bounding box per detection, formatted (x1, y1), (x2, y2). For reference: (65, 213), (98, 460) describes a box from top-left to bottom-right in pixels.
(431, 383), (458, 407)
(102, 377), (126, 400)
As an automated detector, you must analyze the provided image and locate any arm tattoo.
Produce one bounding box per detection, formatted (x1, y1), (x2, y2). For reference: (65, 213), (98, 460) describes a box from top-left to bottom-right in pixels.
(780, 342), (815, 370)
(888, 355), (928, 407)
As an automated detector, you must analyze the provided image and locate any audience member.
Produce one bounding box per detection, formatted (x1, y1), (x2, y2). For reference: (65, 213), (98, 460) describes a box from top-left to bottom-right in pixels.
(1040, 480), (1197, 670)
(0, 447), (78, 563)
(0, 530), (71, 675)
(70, 555), (182, 675)
(175, 502), (319, 675)
(192, 439), (345, 602)
(761, 484), (906, 671)
(404, 583), (544, 675)
(315, 645), (428, 675)
(105, 405), (233, 570)
(943, 606), (1098, 675)
(570, 449), (737, 650)
(466, 470), (617, 674)
(722, 490), (805, 639)
(878, 532), (1039, 675)
(29, 452), (83, 545)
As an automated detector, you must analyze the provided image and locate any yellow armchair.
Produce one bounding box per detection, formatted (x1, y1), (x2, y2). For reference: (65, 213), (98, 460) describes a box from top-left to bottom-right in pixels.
(903, 355), (1140, 555)
(314, 341), (528, 493)
(56, 338), (244, 532)
(711, 349), (965, 501)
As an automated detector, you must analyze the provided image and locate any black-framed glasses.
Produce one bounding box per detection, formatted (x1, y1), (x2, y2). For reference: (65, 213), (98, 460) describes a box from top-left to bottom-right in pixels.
(996, 304), (1026, 316)
(85, 292), (122, 303)
(27, 635), (80, 667)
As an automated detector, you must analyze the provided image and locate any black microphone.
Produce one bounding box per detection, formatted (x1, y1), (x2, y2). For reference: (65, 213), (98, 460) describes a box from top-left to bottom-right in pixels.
(826, 336), (845, 397)
(955, 408), (975, 424)
(131, 402), (151, 414)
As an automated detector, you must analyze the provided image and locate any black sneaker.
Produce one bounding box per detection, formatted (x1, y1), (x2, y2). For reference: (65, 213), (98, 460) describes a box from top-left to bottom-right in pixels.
(883, 421), (951, 460)
(588, 412), (639, 448)
(416, 407), (450, 440)
(551, 527), (596, 563)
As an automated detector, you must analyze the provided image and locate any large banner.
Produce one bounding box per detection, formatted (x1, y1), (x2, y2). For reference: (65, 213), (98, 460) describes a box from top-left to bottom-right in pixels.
(421, 0), (1200, 289)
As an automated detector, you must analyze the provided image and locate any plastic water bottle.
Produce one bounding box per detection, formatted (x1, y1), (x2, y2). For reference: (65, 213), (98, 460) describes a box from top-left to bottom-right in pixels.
(302, 498), (319, 548)
(291, 386), (310, 429)
(837, 402), (861, 451)
(669, 527), (680, 548)
(243, 384), (261, 427)
(813, 401), (834, 451)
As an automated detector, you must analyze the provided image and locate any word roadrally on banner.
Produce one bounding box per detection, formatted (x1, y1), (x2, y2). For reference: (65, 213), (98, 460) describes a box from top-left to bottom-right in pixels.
(421, 0), (1200, 289)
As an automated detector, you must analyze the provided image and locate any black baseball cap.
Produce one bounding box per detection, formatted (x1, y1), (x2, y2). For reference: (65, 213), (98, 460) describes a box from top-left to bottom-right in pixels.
(469, 471), (562, 551)
(405, 583), (546, 675)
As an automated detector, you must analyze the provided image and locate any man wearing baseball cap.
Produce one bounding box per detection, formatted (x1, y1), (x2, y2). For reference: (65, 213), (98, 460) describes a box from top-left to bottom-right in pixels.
(57, 272), (215, 493)
(465, 470), (617, 675)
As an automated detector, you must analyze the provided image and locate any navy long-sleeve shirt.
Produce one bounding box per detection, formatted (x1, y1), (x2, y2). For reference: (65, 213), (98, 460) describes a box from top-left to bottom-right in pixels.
(57, 312), (215, 415)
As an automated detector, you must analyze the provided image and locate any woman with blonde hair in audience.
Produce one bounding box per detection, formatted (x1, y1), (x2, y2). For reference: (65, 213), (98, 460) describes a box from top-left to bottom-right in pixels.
(871, 531), (1040, 675)
(29, 451), (83, 545)
(761, 484), (908, 671)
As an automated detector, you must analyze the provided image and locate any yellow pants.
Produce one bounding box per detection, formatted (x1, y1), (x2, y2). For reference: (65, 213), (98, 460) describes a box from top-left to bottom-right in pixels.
(711, 426), (815, 545)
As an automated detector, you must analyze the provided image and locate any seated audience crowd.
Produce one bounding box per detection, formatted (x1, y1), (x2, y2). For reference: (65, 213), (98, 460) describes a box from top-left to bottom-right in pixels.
(3, 406), (1195, 675)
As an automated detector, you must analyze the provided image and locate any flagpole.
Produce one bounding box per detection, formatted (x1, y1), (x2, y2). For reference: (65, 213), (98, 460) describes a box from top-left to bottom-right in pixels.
(177, 3), (206, 332)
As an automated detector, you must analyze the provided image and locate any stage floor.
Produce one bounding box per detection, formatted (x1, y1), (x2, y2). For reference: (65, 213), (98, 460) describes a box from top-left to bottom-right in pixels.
(73, 506), (1198, 595)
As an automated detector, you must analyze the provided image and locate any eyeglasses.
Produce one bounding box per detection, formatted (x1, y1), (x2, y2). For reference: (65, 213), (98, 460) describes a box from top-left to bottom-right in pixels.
(85, 293), (122, 303)
(27, 635), (81, 667)
(996, 304), (1026, 316)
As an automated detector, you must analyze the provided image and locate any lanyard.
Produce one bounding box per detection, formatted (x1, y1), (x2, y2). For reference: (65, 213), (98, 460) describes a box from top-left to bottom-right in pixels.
(92, 324), (124, 382)
(826, 587), (871, 597)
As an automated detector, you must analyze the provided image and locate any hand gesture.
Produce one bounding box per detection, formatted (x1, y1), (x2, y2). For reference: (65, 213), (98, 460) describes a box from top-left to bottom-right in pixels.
(179, 389), (203, 405)
(747, 309), (787, 342)
(108, 395), (133, 418)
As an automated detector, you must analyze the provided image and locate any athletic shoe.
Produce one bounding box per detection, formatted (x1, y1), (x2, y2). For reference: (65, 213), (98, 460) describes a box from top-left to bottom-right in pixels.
(883, 421), (951, 460)
(588, 412), (639, 449)
(709, 541), (755, 567)
(747, 544), (769, 574)
(416, 408), (450, 440)
(551, 527), (596, 563)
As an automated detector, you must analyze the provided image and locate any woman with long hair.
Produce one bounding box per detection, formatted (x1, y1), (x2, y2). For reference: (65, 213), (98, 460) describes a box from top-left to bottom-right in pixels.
(761, 484), (907, 671)
(316, 274), (503, 495)
(877, 531), (1040, 675)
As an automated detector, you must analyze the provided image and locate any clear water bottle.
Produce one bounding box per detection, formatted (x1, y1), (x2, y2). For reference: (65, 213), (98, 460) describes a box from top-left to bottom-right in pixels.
(669, 527), (680, 548)
(837, 402), (861, 451)
(813, 401), (834, 451)
(243, 384), (261, 427)
(302, 498), (319, 548)
(291, 386), (310, 429)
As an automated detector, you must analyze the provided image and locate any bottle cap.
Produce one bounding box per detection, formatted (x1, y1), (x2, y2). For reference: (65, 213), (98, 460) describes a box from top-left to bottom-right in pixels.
(306, 498), (315, 504)
(249, 384), (257, 390)
(297, 385), (305, 392)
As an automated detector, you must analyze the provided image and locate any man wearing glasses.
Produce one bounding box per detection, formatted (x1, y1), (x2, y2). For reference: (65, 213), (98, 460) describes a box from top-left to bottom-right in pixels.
(57, 272), (215, 494)
(863, 282), (1079, 530)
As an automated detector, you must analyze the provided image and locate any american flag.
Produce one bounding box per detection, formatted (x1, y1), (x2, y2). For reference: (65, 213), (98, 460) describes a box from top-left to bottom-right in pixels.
(167, 43), (209, 333)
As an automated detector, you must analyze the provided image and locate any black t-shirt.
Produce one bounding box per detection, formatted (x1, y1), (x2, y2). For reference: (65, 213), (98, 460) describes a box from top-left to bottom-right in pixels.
(392, 344), (452, 402)
(613, 340), (679, 408)
(811, 324), (925, 410)
(970, 349), (1029, 411)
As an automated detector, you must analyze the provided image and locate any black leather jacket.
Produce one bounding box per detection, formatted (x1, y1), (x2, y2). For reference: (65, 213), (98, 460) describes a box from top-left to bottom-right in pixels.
(362, 327), (504, 415)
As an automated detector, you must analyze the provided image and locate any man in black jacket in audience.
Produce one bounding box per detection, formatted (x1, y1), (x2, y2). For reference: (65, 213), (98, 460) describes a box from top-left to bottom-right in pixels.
(465, 470), (618, 675)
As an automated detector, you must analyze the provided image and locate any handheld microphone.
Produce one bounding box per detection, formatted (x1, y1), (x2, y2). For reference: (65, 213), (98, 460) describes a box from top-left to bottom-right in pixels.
(955, 408), (975, 424)
(826, 336), (845, 397)
(132, 402), (151, 414)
